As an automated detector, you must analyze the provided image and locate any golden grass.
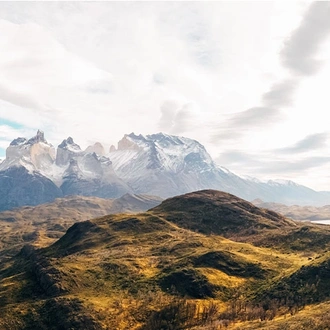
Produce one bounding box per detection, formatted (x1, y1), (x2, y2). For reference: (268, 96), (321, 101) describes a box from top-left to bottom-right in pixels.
(198, 267), (246, 287)
(2, 197), (330, 329)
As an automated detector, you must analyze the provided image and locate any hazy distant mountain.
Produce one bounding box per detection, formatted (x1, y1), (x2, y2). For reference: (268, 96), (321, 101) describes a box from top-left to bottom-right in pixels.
(0, 130), (329, 211)
(253, 199), (330, 221)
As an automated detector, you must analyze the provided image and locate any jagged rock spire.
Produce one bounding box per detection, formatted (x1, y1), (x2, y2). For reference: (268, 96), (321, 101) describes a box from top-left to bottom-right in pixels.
(27, 130), (47, 145)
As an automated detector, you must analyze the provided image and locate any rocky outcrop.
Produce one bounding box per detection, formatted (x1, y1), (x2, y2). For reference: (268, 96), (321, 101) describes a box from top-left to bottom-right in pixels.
(27, 129), (47, 145)
(20, 245), (67, 296)
(56, 137), (82, 166)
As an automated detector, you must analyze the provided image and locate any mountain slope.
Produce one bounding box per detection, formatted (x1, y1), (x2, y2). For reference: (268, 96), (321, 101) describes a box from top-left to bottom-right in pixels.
(109, 132), (226, 197)
(58, 137), (131, 198)
(253, 199), (330, 220)
(0, 194), (162, 262)
(1, 190), (330, 329)
(0, 166), (63, 211)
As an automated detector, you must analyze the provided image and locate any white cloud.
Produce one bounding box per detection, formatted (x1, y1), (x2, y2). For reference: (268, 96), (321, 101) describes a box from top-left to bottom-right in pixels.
(0, 2), (330, 190)
(158, 100), (200, 135)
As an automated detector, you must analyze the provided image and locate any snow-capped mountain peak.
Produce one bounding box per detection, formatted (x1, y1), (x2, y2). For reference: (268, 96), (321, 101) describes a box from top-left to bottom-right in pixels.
(0, 130), (329, 211)
(117, 132), (213, 169)
(0, 130), (55, 173)
(58, 137), (81, 152)
(56, 137), (82, 166)
(109, 132), (222, 196)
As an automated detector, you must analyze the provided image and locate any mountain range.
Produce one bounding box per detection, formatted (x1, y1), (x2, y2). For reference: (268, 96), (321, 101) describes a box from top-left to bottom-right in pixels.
(0, 130), (329, 211)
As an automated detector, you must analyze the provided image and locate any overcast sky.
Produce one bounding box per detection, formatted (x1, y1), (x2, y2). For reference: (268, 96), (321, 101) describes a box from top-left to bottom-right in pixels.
(1, 1), (330, 191)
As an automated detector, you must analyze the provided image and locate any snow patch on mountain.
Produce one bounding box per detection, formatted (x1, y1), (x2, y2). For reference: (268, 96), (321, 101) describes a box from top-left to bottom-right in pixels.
(108, 132), (231, 197)
(267, 179), (300, 187)
(111, 132), (214, 174)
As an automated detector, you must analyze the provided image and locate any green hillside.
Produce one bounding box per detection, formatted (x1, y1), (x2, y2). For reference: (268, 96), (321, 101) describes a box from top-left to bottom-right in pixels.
(1, 190), (330, 329)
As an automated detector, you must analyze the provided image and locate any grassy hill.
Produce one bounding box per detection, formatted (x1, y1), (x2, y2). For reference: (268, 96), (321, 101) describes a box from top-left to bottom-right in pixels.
(1, 189), (330, 329)
(0, 193), (162, 262)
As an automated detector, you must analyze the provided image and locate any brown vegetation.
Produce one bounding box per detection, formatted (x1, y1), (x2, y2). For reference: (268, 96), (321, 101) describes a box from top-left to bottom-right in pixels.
(1, 190), (330, 329)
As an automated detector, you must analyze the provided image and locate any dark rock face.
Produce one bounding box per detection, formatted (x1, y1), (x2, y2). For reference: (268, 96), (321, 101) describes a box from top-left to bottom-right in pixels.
(58, 137), (76, 149)
(0, 166), (63, 211)
(10, 137), (27, 146)
(27, 129), (47, 145)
